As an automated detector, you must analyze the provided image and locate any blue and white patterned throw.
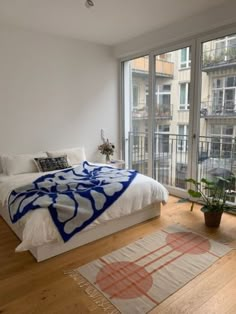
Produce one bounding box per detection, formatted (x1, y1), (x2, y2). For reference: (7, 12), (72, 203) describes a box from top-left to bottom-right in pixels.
(8, 162), (137, 241)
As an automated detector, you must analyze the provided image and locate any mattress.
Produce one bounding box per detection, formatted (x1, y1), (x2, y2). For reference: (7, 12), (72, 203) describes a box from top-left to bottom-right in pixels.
(0, 165), (168, 252)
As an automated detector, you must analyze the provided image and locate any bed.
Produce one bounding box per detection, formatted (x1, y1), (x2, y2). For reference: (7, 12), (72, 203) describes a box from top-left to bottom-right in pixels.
(0, 151), (168, 262)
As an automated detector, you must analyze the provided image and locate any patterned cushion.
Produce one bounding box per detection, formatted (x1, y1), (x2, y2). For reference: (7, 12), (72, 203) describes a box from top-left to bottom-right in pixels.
(34, 156), (71, 172)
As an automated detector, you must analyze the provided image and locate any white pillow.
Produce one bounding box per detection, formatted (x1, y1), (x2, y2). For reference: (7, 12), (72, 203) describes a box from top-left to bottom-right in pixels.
(3, 153), (47, 176)
(47, 147), (86, 165)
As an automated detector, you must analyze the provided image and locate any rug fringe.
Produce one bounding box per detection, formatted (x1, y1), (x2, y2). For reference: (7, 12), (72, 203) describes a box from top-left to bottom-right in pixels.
(64, 270), (120, 314)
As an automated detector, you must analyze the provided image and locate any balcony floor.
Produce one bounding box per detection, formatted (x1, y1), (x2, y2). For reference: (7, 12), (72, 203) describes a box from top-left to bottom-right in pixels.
(0, 195), (236, 314)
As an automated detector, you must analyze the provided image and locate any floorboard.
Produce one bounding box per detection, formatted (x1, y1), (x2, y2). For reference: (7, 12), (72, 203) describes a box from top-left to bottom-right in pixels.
(0, 195), (236, 313)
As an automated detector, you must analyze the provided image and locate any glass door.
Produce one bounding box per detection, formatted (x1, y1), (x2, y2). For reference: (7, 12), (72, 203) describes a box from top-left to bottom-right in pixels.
(199, 34), (236, 205)
(122, 30), (236, 202)
(123, 55), (150, 176)
(153, 47), (192, 191)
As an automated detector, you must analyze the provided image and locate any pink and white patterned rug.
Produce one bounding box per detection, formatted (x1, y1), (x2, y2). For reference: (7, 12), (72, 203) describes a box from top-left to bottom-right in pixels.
(66, 224), (232, 314)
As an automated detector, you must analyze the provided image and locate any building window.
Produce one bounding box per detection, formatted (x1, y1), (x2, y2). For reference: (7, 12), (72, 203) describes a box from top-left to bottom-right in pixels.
(179, 83), (190, 110)
(159, 125), (170, 133)
(156, 84), (171, 116)
(210, 124), (234, 158)
(212, 76), (236, 114)
(132, 85), (139, 108)
(157, 125), (170, 153)
(180, 47), (191, 69)
(157, 84), (171, 104)
(178, 125), (188, 152)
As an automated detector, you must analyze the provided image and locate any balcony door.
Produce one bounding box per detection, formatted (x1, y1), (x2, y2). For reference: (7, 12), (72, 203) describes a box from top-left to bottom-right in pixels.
(153, 47), (192, 192)
(199, 34), (236, 206)
(122, 29), (236, 204)
(123, 45), (193, 195)
(123, 56), (150, 176)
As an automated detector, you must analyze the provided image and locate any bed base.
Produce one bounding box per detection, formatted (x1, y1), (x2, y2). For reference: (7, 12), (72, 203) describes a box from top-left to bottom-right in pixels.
(0, 202), (160, 262)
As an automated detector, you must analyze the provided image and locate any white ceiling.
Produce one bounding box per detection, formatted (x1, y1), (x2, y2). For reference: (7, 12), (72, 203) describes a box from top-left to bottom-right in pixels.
(0, 0), (229, 46)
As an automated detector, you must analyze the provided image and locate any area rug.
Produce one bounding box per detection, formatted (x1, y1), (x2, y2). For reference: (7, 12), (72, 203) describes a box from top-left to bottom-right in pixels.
(65, 224), (232, 314)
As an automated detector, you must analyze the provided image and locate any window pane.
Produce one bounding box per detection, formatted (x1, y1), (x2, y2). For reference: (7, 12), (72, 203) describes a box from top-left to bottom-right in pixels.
(226, 76), (236, 87)
(159, 125), (170, 133)
(187, 83), (190, 105)
(180, 84), (186, 104)
(178, 125), (185, 135)
(133, 86), (138, 107)
(200, 34), (236, 206)
(154, 46), (191, 189)
(159, 84), (171, 92)
(180, 47), (191, 68)
(123, 55), (149, 175)
(159, 94), (170, 105)
(215, 40), (225, 57)
(223, 126), (233, 135)
(211, 125), (221, 134)
(228, 37), (236, 48)
(213, 78), (223, 88)
(225, 89), (234, 100)
(181, 48), (187, 62)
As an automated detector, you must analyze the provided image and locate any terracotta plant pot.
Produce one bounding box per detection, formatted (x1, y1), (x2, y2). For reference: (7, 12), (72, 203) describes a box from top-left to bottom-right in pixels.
(201, 208), (223, 228)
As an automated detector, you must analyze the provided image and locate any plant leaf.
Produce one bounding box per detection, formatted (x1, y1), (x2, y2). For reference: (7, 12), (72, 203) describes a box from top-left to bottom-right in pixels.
(215, 176), (230, 183)
(201, 178), (214, 185)
(187, 189), (201, 198)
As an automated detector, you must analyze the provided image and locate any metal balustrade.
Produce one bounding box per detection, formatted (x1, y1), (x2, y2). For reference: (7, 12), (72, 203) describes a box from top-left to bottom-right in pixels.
(132, 103), (172, 120)
(200, 101), (236, 117)
(202, 44), (236, 71)
(128, 132), (236, 194)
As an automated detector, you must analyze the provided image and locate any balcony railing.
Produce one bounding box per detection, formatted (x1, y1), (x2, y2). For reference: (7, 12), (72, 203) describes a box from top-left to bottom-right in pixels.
(200, 101), (236, 118)
(132, 104), (172, 120)
(128, 132), (236, 194)
(132, 108), (148, 120)
(202, 45), (236, 71)
(156, 103), (172, 119)
(128, 132), (189, 188)
(131, 58), (174, 78)
(156, 59), (174, 77)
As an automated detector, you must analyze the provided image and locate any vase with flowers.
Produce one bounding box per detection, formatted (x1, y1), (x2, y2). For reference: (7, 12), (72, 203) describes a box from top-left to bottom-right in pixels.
(98, 139), (115, 162)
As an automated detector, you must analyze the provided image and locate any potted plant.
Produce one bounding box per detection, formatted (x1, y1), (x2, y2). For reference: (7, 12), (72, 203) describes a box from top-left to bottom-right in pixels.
(186, 176), (236, 227)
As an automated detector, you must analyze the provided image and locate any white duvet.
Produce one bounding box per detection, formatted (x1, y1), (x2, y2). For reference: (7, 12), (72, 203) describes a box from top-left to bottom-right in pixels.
(0, 166), (168, 252)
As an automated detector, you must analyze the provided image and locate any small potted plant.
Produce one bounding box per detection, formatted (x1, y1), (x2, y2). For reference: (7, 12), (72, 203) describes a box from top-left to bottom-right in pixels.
(98, 139), (115, 162)
(186, 176), (236, 227)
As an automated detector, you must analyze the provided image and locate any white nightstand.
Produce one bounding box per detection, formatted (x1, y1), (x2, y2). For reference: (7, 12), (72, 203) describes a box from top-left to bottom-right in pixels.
(106, 159), (125, 169)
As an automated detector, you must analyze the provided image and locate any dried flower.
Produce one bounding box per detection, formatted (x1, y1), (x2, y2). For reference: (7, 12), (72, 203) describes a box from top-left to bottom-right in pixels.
(98, 139), (115, 156)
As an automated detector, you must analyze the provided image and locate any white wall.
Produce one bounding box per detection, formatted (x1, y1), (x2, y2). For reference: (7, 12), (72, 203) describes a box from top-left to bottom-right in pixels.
(0, 26), (118, 161)
(114, 0), (236, 58)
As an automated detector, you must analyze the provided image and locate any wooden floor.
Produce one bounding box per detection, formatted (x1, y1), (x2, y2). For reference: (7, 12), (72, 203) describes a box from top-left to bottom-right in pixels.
(0, 196), (236, 314)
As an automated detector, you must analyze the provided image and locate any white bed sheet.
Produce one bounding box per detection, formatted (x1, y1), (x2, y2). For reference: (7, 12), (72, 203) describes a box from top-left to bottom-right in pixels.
(0, 166), (168, 252)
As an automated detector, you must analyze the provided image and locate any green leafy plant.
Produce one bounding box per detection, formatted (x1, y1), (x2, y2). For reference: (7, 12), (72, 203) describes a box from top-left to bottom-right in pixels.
(185, 176), (236, 212)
